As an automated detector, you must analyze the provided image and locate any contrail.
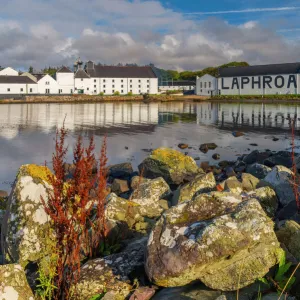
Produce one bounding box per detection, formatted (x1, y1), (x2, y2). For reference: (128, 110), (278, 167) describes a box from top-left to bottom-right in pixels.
(185, 7), (299, 15)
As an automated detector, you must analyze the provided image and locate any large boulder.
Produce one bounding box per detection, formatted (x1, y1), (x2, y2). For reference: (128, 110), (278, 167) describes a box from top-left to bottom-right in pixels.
(138, 148), (199, 185)
(276, 220), (300, 261)
(175, 172), (216, 204)
(0, 264), (34, 300)
(264, 151), (300, 169)
(72, 238), (147, 300)
(263, 165), (295, 207)
(246, 163), (271, 180)
(108, 162), (134, 180)
(1, 165), (54, 268)
(146, 194), (282, 291)
(241, 173), (260, 192)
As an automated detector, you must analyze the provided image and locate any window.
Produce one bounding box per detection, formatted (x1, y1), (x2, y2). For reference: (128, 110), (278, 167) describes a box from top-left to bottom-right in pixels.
(139, 90), (141, 93)
(138, 80), (141, 83)
(71, 89), (73, 94)
(45, 89), (50, 94)
(112, 90), (115, 93)
(87, 87), (89, 91)
(130, 90), (132, 92)
(200, 82), (203, 88)
(121, 79), (123, 82)
(147, 90), (149, 93)
(147, 85), (149, 88)
(130, 85), (132, 88)
(45, 81), (50, 85)
(81, 79), (83, 81)
(121, 90), (124, 93)
(139, 85), (141, 88)
(112, 79), (115, 82)
(20, 88), (23, 92)
(103, 79), (106, 82)
(121, 85), (124, 88)
(147, 80), (149, 83)
(201, 89), (202, 93)
(209, 82), (211, 88)
(94, 79), (96, 82)
(103, 90), (106, 93)
(75, 87), (77, 90)
(112, 85), (115, 88)
(103, 85), (106, 88)
(7, 88), (10, 92)
(204, 82), (207, 88)
(130, 79), (132, 83)
(94, 90), (96, 93)
(30, 88), (32, 93)
(94, 85), (96, 88)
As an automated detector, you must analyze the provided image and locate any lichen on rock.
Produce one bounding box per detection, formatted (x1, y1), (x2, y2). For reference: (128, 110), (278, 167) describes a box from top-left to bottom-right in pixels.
(0, 264), (34, 300)
(146, 195), (282, 291)
(138, 147), (199, 185)
(1, 164), (55, 268)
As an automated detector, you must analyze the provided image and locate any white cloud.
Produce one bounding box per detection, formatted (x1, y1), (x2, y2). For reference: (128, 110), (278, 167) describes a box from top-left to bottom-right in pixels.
(0, 0), (299, 71)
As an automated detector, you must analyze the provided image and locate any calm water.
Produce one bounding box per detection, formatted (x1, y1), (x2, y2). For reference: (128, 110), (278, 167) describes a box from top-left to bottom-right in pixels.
(1, 101), (300, 191)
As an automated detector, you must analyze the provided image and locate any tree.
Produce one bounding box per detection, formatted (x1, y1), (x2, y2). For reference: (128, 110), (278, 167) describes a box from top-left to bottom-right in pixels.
(29, 66), (33, 74)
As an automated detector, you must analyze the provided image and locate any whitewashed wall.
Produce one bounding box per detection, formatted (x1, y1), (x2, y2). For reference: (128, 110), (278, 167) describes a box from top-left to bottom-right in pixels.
(37, 74), (59, 94)
(0, 83), (38, 94)
(196, 74), (218, 96)
(75, 78), (93, 94)
(0, 67), (19, 76)
(218, 74), (299, 95)
(159, 85), (194, 91)
(56, 73), (74, 94)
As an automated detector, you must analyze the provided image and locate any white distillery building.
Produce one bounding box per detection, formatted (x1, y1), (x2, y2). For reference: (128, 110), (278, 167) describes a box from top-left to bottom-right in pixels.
(196, 62), (300, 96)
(0, 76), (37, 94)
(74, 61), (158, 95)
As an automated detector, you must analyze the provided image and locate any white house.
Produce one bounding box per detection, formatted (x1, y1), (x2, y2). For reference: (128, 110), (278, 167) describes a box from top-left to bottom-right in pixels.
(74, 61), (158, 95)
(196, 74), (218, 96)
(56, 66), (74, 94)
(37, 74), (59, 94)
(0, 76), (37, 94)
(0, 67), (19, 76)
(159, 80), (195, 92)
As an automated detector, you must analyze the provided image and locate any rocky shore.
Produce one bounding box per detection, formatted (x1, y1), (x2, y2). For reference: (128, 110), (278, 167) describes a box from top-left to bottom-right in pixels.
(0, 147), (300, 299)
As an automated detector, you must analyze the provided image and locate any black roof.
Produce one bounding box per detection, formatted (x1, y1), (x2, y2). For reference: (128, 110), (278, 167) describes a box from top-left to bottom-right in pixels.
(86, 65), (157, 78)
(57, 66), (73, 73)
(0, 76), (37, 84)
(219, 62), (300, 78)
(161, 80), (195, 86)
(75, 69), (90, 79)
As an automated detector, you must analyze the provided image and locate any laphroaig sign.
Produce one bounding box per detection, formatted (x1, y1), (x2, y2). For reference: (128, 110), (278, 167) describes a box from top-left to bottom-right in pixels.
(221, 75), (297, 90)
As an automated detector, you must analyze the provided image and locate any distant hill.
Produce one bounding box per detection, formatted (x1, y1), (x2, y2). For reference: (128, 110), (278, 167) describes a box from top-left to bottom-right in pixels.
(152, 61), (249, 82)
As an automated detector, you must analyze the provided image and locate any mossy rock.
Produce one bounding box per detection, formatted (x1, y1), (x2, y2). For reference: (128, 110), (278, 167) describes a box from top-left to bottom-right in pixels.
(138, 148), (199, 185)
(0, 264), (34, 300)
(146, 195), (282, 291)
(1, 164), (55, 268)
(276, 220), (300, 261)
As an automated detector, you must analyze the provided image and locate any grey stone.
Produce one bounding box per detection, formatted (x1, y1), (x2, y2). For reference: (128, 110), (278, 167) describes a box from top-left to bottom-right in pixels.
(246, 163), (272, 179)
(108, 162), (133, 179)
(264, 151), (300, 169)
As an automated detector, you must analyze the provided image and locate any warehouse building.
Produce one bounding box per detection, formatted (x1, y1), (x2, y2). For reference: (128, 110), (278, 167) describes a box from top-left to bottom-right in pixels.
(196, 62), (300, 96)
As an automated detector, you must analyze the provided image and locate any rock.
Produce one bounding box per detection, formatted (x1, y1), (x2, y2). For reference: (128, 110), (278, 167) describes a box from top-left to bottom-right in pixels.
(232, 131), (244, 137)
(248, 187), (278, 218)
(138, 148), (199, 185)
(108, 162), (133, 179)
(178, 143), (188, 150)
(212, 153), (220, 160)
(263, 165), (296, 207)
(129, 287), (156, 300)
(246, 163), (271, 179)
(1, 164), (54, 268)
(151, 282), (222, 300)
(200, 143), (218, 153)
(241, 173), (260, 192)
(261, 293), (295, 300)
(200, 162), (210, 172)
(219, 161), (230, 168)
(0, 264), (34, 300)
(277, 202), (300, 222)
(111, 179), (130, 194)
(223, 177), (243, 195)
(225, 167), (236, 178)
(264, 151), (300, 169)
(175, 172), (216, 204)
(243, 151), (272, 165)
(131, 176), (149, 190)
(276, 220), (300, 261)
(159, 200), (170, 210)
(146, 196), (282, 291)
(130, 177), (171, 218)
(273, 138), (279, 142)
(249, 143), (258, 146)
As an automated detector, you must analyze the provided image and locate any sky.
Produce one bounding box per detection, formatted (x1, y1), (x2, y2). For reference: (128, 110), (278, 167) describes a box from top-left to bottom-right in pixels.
(0, 0), (300, 71)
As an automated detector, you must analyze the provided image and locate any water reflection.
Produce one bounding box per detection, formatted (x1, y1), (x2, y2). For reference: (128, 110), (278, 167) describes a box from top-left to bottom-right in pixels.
(0, 101), (299, 190)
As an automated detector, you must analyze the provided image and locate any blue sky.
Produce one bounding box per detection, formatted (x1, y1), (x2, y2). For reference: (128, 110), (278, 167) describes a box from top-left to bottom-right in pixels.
(1, 0), (300, 70)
